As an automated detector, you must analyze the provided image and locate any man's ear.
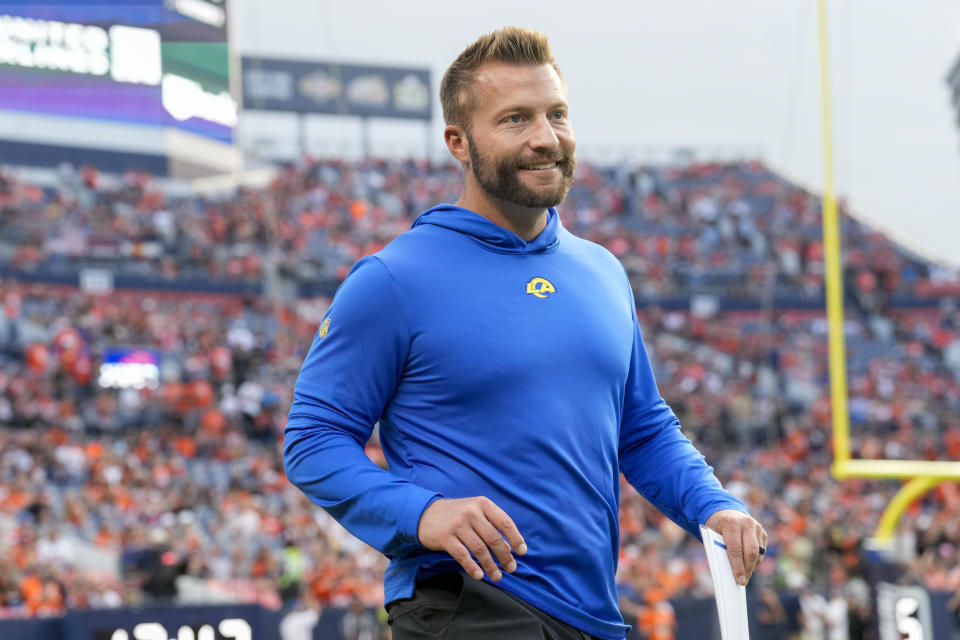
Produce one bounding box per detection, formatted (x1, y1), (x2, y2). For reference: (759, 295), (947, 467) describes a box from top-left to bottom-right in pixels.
(444, 125), (470, 164)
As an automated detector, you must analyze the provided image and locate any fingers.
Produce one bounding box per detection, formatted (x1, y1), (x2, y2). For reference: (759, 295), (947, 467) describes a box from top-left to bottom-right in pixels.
(758, 522), (768, 569)
(445, 537), (485, 581)
(724, 521), (768, 586)
(472, 515), (518, 575)
(739, 525), (761, 584)
(418, 497), (527, 582)
(724, 533), (748, 587)
(745, 518), (768, 581)
(481, 499), (527, 557)
(706, 510), (767, 587)
(457, 499), (524, 581)
(458, 529), (504, 581)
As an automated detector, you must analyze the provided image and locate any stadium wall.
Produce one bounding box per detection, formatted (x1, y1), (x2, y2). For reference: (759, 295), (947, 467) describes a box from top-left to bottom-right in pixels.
(0, 592), (954, 640)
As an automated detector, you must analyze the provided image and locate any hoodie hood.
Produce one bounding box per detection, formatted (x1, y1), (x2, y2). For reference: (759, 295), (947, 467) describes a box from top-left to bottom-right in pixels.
(411, 204), (560, 255)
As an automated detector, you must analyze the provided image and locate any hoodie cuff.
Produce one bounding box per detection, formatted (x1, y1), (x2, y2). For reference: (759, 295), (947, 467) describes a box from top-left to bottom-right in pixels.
(399, 490), (445, 547)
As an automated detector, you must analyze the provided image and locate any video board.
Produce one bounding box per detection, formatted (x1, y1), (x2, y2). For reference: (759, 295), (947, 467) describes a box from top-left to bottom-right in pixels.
(99, 348), (161, 390)
(0, 0), (235, 143)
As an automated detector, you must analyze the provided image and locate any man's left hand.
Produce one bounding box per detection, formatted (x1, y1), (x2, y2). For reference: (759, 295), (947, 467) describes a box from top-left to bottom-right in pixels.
(704, 509), (767, 587)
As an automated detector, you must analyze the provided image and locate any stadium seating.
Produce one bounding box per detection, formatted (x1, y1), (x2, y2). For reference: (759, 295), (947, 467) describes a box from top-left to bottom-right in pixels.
(0, 158), (957, 638)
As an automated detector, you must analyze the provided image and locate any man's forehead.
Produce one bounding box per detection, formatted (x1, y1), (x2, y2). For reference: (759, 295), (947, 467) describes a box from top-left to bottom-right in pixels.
(472, 62), (565, 93)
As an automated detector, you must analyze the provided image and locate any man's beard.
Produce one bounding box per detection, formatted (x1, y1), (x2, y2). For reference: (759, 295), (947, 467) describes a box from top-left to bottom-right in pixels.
(466, 132), (576, 209)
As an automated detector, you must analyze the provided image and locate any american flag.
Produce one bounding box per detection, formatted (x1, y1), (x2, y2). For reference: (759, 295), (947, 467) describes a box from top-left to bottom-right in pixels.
(44, 225), (88, 256)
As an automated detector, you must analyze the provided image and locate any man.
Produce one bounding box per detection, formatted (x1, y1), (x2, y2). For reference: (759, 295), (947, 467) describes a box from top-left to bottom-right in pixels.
(340, 596), (382, 640)
(284, 26), (767, 640)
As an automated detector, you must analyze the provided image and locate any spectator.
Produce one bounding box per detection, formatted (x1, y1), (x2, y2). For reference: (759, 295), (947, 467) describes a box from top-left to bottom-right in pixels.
(340, 596), (382, 640)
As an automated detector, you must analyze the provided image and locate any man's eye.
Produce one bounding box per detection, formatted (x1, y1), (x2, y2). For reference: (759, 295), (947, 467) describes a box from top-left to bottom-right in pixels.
(553, 111), (565, 119)
(508, 115), (521, 123)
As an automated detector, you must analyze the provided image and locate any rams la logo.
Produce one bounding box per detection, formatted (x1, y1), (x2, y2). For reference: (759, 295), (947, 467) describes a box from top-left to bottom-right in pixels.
(318, 317), (331, 338)
(525, 277), (555, 299)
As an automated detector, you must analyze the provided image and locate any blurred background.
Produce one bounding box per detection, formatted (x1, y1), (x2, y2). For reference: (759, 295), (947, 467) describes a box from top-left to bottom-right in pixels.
(0, 1), (959, 638)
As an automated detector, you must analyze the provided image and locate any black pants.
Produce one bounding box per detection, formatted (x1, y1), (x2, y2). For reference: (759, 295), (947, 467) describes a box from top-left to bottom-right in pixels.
(386, 572), (604, 640)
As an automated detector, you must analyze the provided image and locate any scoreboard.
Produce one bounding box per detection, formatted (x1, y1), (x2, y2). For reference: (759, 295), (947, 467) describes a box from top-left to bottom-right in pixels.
(0, 0), (238, 175)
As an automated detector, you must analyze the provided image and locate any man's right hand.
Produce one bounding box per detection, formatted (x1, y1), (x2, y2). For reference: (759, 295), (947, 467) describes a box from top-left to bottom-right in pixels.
(417, 497), (527, 582)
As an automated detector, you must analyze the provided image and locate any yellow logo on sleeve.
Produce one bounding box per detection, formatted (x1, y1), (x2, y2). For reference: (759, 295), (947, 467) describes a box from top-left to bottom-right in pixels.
(318, 317), (331, 338)
(525, 277), (555, 299)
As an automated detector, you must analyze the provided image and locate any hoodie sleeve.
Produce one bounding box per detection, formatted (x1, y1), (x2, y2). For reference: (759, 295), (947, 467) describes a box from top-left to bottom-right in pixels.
(618, 298), (747, 541)
(284, 256), (441, 558)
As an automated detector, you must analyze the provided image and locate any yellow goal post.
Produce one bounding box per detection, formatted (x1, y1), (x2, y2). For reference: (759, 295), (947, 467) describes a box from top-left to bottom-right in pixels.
(817, 0), (960, 545)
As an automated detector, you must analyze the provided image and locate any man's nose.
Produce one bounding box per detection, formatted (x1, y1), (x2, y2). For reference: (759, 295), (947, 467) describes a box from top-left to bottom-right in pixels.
(527, 114), (560, 151)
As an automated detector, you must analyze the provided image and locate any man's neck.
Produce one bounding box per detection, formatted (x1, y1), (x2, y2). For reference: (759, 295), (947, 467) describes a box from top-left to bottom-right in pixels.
(454, 189), (547, 242)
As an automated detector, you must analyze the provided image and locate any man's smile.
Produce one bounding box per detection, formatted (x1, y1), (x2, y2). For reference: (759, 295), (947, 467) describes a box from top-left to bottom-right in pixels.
(519, 162), (559, 171)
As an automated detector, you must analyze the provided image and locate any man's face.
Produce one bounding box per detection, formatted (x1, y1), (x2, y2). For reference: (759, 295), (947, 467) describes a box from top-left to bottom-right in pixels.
(463, 62), (576, 209)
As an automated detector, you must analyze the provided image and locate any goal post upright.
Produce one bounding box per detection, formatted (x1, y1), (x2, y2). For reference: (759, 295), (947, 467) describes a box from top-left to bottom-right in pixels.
(816, 0), (959, 545)
(817, 0), (852, 474)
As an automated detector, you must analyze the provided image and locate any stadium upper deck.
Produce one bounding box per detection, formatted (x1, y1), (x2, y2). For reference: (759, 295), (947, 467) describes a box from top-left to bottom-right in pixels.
(0, 159), (953, 306)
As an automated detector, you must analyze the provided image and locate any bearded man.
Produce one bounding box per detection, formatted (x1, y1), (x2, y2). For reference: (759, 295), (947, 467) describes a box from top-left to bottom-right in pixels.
(285, 26), (766, 640)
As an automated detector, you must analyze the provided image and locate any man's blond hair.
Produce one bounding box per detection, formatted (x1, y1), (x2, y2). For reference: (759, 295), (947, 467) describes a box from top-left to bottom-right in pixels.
(440, 26), (563, 129)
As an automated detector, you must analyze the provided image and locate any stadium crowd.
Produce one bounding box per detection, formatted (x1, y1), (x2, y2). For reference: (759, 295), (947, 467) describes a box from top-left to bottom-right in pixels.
(1, 159), (949, 304)
(0, 158), (958, 639)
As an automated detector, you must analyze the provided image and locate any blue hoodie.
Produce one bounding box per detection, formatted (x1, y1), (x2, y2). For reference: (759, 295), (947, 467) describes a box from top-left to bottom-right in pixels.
(284, 205), (747, 640)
